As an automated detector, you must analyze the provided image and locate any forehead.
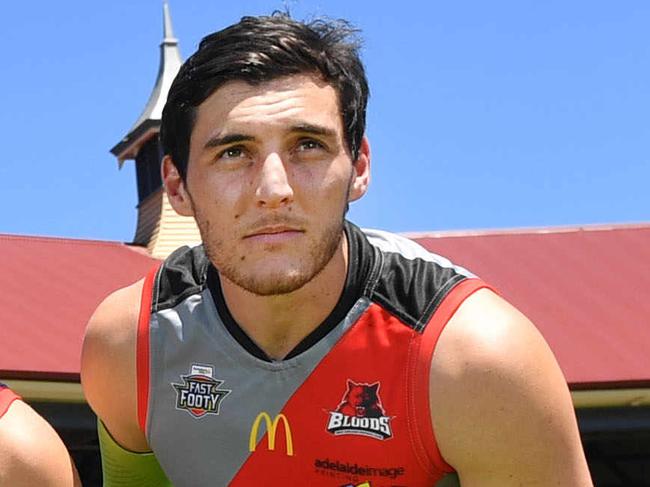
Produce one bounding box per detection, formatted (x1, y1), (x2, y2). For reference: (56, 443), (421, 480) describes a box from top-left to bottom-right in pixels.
(192, 74), (342, 140)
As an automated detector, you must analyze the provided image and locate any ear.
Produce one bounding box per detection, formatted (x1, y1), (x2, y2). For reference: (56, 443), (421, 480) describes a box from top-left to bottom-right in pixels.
(348, 136), (371, 202)
(346, 379), (356, 389)
(162, 155), (194, 217)
(369, 383), (379, 393)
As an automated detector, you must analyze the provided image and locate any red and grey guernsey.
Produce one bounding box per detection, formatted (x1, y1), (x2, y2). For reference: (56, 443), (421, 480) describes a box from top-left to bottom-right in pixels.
(0, 383), (20, 420)
(137, 221), (491, 486)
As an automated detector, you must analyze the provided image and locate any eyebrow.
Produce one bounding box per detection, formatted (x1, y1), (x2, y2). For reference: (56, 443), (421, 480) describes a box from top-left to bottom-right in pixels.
(289, 123), (337, 138)
(202, 123), (337, 151)
(203, 133), (254, 151)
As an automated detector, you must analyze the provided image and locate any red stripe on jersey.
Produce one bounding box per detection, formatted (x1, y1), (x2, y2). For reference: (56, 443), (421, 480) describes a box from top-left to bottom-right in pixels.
(230, 278), (495, 486)
(0, 386), (20, 419)
(137, 265), (161, 434)
(410, 278), (494, 475)
(229, 294), (466, 485)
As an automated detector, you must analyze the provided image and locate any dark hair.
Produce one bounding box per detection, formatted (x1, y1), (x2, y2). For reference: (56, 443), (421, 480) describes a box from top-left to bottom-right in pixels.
(160, 13), (369, 180)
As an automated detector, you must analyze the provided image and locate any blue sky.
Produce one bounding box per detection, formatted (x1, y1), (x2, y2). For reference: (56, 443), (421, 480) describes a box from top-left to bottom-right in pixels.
(1, 1), (648, 242)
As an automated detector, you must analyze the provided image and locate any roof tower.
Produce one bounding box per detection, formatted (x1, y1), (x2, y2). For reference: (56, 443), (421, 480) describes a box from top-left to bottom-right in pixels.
(109, 2), (200, 258)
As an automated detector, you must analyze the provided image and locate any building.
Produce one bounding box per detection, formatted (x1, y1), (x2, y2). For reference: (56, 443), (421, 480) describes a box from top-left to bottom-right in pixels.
(1, 4), (648, 485)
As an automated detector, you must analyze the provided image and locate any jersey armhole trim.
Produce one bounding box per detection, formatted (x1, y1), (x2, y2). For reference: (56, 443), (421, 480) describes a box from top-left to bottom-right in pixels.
(0, 388), (21, 419)
(412, 278), (497, 475)
(137, 264), (161, 435)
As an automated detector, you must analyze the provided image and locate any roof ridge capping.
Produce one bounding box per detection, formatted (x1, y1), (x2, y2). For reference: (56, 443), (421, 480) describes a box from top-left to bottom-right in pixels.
(402, 221), (650, 239)
(0, 232), (147, 248)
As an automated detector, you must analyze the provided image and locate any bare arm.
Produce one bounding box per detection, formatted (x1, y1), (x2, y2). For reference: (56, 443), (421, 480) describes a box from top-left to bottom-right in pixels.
(81, 279), (149, 452)
(0, 400), (81, 487)
(430, 289), (593, 486)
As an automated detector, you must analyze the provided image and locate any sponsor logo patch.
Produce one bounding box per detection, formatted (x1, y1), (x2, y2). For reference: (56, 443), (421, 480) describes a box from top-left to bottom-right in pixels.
(172, 364), (231, 418)
(249, 412), (294, 456)
(327, 380), (393, 440)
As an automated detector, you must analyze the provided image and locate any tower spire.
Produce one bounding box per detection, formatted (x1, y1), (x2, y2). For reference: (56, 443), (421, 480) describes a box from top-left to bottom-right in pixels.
(110, 3), (201, 257)
(111, 1), (182, 162)
(163, 1), (176, 43)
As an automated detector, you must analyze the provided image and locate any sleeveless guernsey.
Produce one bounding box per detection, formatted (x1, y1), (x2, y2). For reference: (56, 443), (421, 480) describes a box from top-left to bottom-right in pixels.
(137, 221), (490, 486)
(0, 383), (20, 419)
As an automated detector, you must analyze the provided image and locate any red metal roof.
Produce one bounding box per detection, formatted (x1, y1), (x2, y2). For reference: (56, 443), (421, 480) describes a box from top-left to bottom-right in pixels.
(412, 224), (650, 389)
(1, 224), (648, 389)
(0, 234), (157, 380)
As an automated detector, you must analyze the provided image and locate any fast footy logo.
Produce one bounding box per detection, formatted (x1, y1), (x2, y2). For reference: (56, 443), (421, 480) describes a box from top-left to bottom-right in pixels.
(172, 364), (231, 418)
(327, 380), (393, 440)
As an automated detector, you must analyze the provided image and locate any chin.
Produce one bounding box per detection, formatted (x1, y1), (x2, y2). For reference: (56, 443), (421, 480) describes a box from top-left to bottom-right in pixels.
(234, 268), (314, 296)
(205, 217), (345, 297)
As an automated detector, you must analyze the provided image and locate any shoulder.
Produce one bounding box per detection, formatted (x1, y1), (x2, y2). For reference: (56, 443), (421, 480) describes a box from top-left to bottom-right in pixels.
(360, 226), (474, 329)
(362, 227), (472, 275)
(81, 277), (149, 451)
(429, 289), (592, 485)
(430, 289), (552, 386)
(82, 278), (144, 357)
(0, 399), (80, 486)
(156, 245), (210, 309)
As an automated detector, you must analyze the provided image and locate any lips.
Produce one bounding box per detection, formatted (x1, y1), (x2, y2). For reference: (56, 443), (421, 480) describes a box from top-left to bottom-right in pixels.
(242, 225), (305, 245)
(244, 225), (302, 238)
(244, 226), (303, 238)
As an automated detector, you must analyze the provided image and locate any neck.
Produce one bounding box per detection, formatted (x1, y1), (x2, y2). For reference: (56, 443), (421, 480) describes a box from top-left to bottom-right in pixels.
(219, 233), (349, 360)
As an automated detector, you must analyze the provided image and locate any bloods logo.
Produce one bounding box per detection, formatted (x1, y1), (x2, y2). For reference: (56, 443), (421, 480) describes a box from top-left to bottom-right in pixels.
(327, 380), (393, 440)
(172, 364), (231, 418)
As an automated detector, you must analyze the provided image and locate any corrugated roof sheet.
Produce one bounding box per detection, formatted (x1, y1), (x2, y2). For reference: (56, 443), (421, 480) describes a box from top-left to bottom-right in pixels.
(413, 224), (650, 388)
(1, 224), (648, 388)
(0, 234), (157, 380)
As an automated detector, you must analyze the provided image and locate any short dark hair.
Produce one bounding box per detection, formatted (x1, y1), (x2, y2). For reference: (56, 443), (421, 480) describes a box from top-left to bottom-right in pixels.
(160, 13), (369, 180)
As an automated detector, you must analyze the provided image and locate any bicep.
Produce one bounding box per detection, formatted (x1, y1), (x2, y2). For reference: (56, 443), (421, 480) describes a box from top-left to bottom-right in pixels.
(430, 289), (592, 486)
(81, 280), (149, 452)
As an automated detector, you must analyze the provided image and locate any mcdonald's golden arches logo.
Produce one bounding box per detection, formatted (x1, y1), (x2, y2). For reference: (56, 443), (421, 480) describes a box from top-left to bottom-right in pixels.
(249, 412), (294, 456)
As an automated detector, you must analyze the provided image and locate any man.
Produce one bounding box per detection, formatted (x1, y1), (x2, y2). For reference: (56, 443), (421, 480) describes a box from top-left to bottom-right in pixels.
(82, 14), (593, 486)
(0, 383), (81, 486)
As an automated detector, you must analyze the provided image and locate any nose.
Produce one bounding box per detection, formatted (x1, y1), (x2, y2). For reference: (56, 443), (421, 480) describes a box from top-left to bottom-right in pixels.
(255, 152), (294, 208)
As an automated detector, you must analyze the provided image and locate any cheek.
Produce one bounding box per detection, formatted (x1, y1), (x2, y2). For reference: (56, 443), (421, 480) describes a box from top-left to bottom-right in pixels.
(294, 162), (352, 201)
(191, 173), (245, 211)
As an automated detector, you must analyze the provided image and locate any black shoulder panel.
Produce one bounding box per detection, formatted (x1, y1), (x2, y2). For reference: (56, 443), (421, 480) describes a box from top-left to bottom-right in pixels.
(346, 223), (471, 333)
(369, 251), (467, 333)
(154, 245), (210, 311)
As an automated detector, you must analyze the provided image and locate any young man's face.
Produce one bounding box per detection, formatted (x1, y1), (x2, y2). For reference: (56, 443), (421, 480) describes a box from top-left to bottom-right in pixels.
(165, 73), (370, 296)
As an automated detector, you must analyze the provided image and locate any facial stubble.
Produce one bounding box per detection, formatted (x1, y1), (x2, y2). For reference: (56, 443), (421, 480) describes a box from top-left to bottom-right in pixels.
(188, 187), (350, 297)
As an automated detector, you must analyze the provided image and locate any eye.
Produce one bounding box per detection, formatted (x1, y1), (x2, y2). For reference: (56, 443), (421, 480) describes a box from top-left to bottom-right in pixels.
(219, 146), (246, 159)
(295, 138), (325, 152)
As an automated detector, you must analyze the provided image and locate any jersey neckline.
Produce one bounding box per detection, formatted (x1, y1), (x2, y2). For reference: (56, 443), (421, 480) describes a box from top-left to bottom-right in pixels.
(206, 221), (374, 362)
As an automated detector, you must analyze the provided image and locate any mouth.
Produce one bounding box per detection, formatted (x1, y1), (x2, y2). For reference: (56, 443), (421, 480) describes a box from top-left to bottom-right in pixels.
(243, 225), (305, 243)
